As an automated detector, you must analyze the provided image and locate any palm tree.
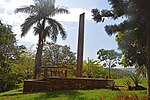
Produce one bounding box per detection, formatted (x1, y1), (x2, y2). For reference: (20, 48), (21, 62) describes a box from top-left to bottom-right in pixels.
(15, 0), (69, 79)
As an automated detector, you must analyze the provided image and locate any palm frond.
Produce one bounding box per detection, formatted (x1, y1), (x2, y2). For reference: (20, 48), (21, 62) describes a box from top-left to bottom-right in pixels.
(50, 6), (70, 17)
(55, 21), (66, 40)
(33, 21), (42, 36)
(21, 15), (39, 37)
(44, 26), (52, 37)
(14, 5), (38, 14)
(49, 22), (58, 42)
(46, 18), (66, 42)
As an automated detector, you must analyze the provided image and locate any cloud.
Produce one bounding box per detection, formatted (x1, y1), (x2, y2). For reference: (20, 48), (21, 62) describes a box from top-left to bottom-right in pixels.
(53, 8), (92, 22)
(0, 0), (92, 46)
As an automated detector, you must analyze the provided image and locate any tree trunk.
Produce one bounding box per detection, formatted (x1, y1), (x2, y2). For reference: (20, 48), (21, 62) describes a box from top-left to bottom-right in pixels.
(33, 36), (44, 79)
(146, 34), (150, 99)
(33, 19), (45, 79)
(108, 62), (111, 79)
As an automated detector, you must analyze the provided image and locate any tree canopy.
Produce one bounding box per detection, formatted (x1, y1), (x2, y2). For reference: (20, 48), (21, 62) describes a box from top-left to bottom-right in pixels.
(0, 21), (18, 92)
(92, 0), (150, 96)
(42, 42), (76, 68)
(97, 49), (121, 78)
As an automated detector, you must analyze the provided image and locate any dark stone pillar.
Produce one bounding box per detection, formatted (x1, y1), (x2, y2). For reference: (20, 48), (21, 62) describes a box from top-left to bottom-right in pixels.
(76, 13), (85, 77)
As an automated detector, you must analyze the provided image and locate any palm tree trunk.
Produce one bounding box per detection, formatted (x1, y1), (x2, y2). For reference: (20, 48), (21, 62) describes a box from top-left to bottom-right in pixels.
(33, 19), (46, 79)
(33, 36), (44, 79)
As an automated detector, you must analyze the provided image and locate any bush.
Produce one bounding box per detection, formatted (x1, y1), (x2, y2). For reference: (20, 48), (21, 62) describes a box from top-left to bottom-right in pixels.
(0, 73), (18, 93)
(0, 54), (18, 93)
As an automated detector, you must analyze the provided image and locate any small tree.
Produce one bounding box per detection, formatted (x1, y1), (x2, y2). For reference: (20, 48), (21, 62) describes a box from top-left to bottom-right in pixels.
(97, 49), (121, 78)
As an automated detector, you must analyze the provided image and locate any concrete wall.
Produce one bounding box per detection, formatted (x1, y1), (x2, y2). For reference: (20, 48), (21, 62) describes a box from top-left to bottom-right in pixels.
(23, 78), (112, 93)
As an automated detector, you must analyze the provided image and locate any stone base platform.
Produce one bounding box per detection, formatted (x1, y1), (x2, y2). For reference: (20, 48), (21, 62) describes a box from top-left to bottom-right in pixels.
(23, 78), (112, 93)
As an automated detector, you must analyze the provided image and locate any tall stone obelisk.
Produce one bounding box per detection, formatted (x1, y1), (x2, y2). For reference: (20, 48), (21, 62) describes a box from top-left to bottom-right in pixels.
(76, 13), (85, 77)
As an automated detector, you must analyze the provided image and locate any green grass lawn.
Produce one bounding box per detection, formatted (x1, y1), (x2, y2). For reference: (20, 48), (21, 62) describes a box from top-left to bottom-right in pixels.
(115, 77), (147, 87)
(0, 78), (147, 100)
(0, 88), (147, 100)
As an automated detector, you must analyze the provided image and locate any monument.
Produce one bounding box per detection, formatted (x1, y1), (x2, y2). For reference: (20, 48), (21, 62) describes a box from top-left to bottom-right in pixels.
(76, 13), (85, 77)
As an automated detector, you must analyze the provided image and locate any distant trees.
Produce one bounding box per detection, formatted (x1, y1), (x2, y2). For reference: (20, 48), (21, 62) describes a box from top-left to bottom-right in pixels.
(42, 42), (76, 77)
(82, 58), (132, 79)
(97, 49), (121, 78)
(42, 42), (76, 68)
(83, 58), (107, 78)
(108, 68), (133, 79)
(15, 0), (69, 78)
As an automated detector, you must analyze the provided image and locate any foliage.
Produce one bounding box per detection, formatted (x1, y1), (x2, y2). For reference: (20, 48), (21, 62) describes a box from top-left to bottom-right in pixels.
(0, 53), (18, 93)
(92, 0), (150, 96)
(10, 51), (35, 82)
(0, 21), (18, 92)
(91, 0), (149, 74)
(0, 21), (16, 58)
(42, 42), (76, 67)
(15, 0), (69, 78)
(130, 73), (142, 87)
(82, 58), (107, 78)
(0, 21), (33, 92)
(97, 49), (121, 78)
(107, 68), (133, 79)
(82, 58), (132, 79)
(42, 42), (76, 77)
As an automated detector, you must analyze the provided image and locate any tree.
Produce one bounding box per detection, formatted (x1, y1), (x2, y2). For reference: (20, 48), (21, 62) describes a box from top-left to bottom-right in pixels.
(42, 42), (76, 77)
(83, 58), (107, 78)
(42, 42), (76, 68)
(10, 50), (35, 82)
(15, 0), (69, 78)
(0, 21), (16, 58)
(97, 49), (121, 78)
(0, 21), (18, 92)
(92, 0), (150, 97)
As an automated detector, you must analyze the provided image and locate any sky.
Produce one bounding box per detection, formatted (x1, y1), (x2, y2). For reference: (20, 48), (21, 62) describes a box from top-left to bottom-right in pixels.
(0, 0), (123, 60)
